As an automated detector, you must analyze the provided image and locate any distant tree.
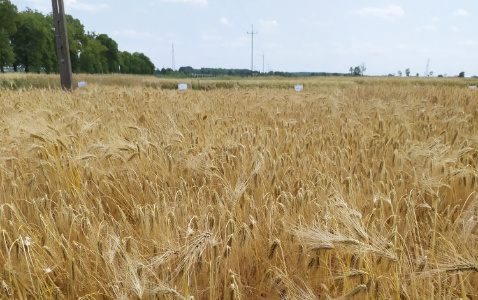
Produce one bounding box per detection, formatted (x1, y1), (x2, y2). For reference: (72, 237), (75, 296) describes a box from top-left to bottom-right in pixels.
(96, 34), (119, 73)
(349, 67), (353, 75)
(438, 74), (443, 77)
(416, 73), (419, 77)
(397, 70), (402, 77)
(429, 71), (433, 77)
(353, 66), (361, 76)
(0, 30), (15, 72)
(0, 0), (18, 72)
(131, 52), (154, 74)
(359, 63), (366, 76)
(458, 71), (465, 78)
(79, 35), (108, 73)
(0, 0), (17, 33)
(65, 14), (87, 73)
(11, 9), (55, 73)
(160, 68), (173, 75)
(118, 51), (132, 73)
(405, 68), (410, 77)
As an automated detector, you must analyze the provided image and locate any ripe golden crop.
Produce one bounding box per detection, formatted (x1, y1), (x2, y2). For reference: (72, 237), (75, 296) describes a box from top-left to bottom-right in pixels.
(0, 74), (477, 299)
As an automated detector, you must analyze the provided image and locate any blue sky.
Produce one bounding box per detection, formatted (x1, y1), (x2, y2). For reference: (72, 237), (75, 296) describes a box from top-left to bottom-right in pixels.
(13, 0), (478, 76)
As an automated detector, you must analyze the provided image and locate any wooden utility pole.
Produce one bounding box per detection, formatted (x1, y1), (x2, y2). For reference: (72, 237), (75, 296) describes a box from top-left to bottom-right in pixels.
(52, 0), (73, 91)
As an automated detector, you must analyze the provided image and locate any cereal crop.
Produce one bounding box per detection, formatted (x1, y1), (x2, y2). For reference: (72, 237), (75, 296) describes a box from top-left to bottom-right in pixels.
(0, 74), (477, 299)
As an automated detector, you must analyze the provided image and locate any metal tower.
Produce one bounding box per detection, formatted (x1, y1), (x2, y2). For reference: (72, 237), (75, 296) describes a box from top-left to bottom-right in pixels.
(172, 44), (175, 71)
(247, 25), (258, 76)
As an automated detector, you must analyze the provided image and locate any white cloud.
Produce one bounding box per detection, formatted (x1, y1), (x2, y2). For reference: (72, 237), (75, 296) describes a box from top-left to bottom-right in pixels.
(454, 9), (469, 16)
(451, 26), (461, 33)
(65, 0), (108, 13)
(220, 17), (231, 26)
(353, 5), (405, 20)
(162, 0), (207, 6)
(259, 19), (279, 33)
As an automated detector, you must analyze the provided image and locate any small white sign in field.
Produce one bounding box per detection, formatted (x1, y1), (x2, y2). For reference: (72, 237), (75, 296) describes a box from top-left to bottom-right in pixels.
(78, 81), (87, 88)
(178, 83), (188, 90)
(294, 85), (303, 92)
(469, 86), (477, 89)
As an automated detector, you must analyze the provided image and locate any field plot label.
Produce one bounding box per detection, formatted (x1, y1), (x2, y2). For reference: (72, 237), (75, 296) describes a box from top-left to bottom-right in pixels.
(178, 83), (188, 90)
(78, 81), (87, 88)
(295, 85), (303, 91)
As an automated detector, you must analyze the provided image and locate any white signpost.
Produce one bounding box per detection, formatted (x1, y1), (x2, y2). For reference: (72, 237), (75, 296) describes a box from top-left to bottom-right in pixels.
(294, 85), (304, 92)
(178, 83), (188, 90)
(78, 81), (87, 88)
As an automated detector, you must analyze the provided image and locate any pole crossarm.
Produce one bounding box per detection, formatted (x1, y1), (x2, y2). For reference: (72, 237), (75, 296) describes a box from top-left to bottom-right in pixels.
(52, 0), (73, 91)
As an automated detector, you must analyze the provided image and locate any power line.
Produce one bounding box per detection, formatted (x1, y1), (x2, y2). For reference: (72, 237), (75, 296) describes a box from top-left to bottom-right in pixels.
(247, 25), (258, 76)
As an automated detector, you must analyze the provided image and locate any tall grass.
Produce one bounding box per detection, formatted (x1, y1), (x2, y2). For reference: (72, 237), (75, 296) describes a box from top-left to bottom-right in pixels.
(0, 74), (477, 299)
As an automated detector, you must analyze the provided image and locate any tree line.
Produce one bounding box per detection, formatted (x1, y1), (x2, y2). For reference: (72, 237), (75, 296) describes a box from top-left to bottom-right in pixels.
(175, 67), (354, 78)
(0, 0), (155, 74)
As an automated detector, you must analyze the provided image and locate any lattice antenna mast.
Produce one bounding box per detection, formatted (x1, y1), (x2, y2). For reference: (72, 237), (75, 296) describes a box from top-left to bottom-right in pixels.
(263, 52), (264, 74)
(172, 44), (175, 71)
(52, 0), (72, 91)
(424, 58), (430, 77)
(247, 25), (258, 76)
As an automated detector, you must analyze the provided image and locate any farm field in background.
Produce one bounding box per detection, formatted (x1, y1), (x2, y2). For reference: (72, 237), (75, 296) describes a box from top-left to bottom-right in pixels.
(0, 74), (478, 299)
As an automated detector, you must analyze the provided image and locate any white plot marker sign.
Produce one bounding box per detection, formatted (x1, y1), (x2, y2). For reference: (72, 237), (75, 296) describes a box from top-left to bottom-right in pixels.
(78, 81), (87, 88)
(178, 83), (188, 90)
(295, 85), (304, 92)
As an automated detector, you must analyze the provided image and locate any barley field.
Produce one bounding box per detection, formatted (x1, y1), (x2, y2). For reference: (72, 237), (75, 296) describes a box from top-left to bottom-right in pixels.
(0, 74), (477, 299)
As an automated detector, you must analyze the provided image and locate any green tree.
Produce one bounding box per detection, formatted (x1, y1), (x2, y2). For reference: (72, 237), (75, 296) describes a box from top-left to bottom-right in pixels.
(405, 68), (410, 77)
(65, 14), (87, 73)
(134, 52), (155, 74)
(11, 9), (55, 73)
(118, 51), (154, 75)
(353, 66), (361, 76)
(0, 29), (15, 72)
(0, 0), (18, 72)
(79, 35), (108, 73)
(96, 34), (119, 73)
(458, 71), (465, 78)
(118, 51), (132, 74)
(397, 70), (402, 77)
(359, 63), (366, 76)
(0, 0), (17, 34)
